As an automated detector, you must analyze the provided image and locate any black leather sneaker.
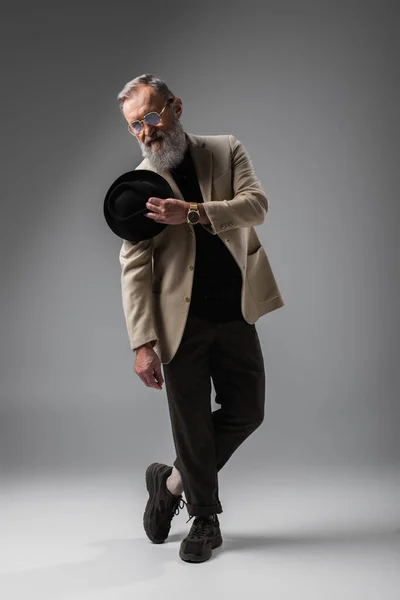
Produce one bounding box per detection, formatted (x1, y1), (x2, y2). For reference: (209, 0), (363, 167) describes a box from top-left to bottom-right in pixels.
(179, 514), (223, 563)
(143, 462), (186, 544)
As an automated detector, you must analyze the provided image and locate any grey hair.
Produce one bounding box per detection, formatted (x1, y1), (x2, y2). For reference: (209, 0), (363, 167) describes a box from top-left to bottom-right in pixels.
(117, 73), (174, 113)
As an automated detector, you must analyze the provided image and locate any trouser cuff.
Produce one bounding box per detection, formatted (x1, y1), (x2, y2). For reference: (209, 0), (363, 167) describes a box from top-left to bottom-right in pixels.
(186, 502), (223, 517)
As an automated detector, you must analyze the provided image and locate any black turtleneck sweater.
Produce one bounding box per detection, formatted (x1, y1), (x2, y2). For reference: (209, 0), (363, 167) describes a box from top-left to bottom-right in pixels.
(170, 147), (245, 323)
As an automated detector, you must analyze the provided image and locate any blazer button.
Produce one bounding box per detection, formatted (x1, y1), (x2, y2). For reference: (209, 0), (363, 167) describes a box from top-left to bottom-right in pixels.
(189, 265), (194, 270)
(185, 296), (190, 302)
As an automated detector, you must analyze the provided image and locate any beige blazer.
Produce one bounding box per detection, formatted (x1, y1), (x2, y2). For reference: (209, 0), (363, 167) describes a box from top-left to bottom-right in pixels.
(118, 133), (284, 364)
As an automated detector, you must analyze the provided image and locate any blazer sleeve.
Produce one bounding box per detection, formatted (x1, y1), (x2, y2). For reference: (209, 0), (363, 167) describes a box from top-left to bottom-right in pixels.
(201, 135), (269, 235)
(118, 238), (158, 352)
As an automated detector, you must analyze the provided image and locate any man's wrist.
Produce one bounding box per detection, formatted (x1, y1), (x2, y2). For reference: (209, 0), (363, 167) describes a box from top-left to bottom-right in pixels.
(198, 204), (210, 224)
(134, 342), (153, 353)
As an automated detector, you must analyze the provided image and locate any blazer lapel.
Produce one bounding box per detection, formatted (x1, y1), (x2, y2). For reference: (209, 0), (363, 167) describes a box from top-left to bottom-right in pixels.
(187, 134), (213, 204)
(157, 170), (185, 201)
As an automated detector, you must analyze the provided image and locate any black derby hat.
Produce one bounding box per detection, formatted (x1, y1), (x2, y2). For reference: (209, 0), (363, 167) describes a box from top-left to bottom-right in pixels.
(103, 169), (175, 242)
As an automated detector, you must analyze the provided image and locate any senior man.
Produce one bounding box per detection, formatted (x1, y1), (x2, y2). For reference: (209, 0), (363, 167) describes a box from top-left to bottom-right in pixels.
(116, 73), (284, 563)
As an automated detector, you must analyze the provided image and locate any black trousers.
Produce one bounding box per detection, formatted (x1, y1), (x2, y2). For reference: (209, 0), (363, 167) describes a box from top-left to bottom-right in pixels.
(162, 314), (266, 517)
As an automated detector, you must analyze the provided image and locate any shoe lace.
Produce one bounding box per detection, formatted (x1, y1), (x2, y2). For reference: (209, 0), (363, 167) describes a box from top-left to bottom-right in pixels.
(173, 497), (187, 516)
(165, 493), (186, 517)
(158, 496), (187, 538)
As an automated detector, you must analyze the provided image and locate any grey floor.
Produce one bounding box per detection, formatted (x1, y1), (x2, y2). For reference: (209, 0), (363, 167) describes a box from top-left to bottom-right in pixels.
(1, 468), (400, 600)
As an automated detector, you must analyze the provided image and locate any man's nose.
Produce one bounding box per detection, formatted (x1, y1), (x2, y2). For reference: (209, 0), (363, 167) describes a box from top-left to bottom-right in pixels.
(142, 121), (156, 138)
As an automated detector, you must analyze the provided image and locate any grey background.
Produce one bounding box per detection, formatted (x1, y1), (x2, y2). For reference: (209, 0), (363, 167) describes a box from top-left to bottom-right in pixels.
(1, 0), (399, 479)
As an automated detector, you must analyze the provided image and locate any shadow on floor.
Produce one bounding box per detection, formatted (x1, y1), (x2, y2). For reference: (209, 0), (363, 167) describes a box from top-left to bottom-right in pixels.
(221, 524), (400, 552)
(2, 523), (399, 598)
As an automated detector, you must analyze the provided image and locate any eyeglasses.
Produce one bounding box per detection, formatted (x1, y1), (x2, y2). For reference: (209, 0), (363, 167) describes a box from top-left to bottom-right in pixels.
(127, 96), (175, 135)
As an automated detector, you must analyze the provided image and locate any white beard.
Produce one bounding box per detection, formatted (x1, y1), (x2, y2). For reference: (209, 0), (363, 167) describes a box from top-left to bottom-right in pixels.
(138, 117), (188, 171)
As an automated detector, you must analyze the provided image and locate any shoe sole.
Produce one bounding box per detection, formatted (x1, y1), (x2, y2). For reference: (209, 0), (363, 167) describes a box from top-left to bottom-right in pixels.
(143, 462), (172, 544)
(179, 531), (223, 563)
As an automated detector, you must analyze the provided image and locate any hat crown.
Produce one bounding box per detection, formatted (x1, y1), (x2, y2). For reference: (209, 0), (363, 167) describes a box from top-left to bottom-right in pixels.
(103, 169), (174, 242)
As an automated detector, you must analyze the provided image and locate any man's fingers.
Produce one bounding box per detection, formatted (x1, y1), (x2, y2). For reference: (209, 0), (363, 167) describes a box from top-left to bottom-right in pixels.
(140, 371), (162, 390)
(154, 366), (164, 386)
(134, 354), (163, 390)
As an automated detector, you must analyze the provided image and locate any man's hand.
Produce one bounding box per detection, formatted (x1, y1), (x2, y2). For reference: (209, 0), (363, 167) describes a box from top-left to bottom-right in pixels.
(134, 345), (164, 390)
(145, 198), (188, 225)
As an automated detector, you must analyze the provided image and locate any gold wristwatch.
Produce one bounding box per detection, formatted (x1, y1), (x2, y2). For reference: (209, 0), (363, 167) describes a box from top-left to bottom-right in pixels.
(187, 202), (200, 224)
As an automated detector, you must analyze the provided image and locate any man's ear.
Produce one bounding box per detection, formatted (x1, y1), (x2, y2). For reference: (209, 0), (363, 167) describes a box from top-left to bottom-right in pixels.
(174, 97), (183, 119)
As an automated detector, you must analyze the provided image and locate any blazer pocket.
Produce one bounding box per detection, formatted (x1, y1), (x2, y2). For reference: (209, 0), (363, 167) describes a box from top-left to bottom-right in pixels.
(246, 246), (278, 303)
(212, 170), (232, 201)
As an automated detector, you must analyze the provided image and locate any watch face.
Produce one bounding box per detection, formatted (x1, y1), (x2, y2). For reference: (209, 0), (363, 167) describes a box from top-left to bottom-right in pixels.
(188, 211), (200, 223)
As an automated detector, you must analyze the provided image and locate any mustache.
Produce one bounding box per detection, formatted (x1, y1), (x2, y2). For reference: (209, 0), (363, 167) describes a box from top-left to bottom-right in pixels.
(144, 132), (166, 146)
